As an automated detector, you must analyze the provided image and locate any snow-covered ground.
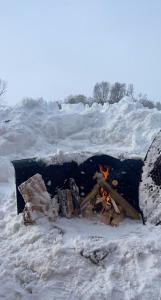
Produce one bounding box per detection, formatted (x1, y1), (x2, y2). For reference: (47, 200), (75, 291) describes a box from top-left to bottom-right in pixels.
(1, 97), (161, 299)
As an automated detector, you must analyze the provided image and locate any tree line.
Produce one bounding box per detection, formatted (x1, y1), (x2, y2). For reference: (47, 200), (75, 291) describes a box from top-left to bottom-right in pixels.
(1, 77), (161, 111)
(65, 81), (161, 111)
(65, 81), (134, 105)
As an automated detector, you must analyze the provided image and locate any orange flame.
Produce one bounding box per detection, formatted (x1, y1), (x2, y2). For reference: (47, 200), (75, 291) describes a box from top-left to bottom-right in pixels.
(99, 164), (110, 181)
(99, 165), (111, 205)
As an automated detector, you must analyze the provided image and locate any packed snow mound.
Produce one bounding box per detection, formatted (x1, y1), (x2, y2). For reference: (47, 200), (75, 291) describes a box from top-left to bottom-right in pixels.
(0, 97), (161, 161)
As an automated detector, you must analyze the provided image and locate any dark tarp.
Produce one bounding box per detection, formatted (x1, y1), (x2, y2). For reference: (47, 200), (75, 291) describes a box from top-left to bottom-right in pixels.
(12, 155), (143, 215)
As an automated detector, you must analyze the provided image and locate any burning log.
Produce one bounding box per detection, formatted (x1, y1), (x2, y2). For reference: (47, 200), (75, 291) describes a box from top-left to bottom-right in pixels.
(97, 177), (140, 220)
(79, 167), (141, 225)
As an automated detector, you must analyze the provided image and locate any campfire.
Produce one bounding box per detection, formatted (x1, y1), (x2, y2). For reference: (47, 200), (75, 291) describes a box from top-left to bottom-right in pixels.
(80, 165), (126, 226)
(18, 163), (140, 226)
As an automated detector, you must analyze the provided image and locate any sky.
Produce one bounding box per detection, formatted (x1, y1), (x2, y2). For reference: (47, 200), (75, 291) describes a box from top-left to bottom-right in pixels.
(0, 0), (161, 104)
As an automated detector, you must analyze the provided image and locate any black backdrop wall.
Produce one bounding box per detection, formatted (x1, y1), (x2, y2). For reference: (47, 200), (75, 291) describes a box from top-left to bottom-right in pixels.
(12, 155), (143, 214)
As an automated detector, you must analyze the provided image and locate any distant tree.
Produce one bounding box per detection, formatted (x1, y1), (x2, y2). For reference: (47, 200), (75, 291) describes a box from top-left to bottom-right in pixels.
(56, 101), (62, 109)
(126, 84), (134, 98)
(138, 93), (147, 100)
(93, 81), (110, 104)
(109, 82), (126, 104)
(0, 79), (6, 97)
(139, 94), (155, 109)
(155, 101), (161, 111)
(65, 94), (87, 104)
(86, 97), (95, 106)
(22, 97), (45, 108)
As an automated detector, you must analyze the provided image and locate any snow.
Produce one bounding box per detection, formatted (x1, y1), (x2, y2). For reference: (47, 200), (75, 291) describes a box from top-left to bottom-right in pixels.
(1, 97), (161, 299)
(139, 130), (161, 224)
(0, 97), (160, 161)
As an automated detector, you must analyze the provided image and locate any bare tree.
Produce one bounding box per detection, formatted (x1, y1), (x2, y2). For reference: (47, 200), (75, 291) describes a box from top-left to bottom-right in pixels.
(0, 79), (7, 97)
(65, 94), (87, 104)
(93, 81), (110, 104)
(126, 84), (134, 98)
(155, 101), (161, 111)
(109, 82), (126, 104)
(139, 98), (155, 109)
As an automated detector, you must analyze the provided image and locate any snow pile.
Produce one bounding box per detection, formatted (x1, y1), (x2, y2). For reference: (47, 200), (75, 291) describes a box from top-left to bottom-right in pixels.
(1, 97), (161, 299)
(0, 97), (161, 161)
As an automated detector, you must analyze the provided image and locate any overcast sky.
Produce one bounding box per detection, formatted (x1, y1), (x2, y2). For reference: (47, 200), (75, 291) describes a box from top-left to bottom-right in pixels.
(0, 0), (161, 104)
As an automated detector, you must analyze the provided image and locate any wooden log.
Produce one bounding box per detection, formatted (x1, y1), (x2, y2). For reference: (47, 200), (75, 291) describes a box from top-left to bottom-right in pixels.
(97, 178), (140, 220)
(69, 178), (81, 215)
(81, 202), (94, 219)
(111, 198), (120, 214)
(57, 189), (68, 217)
(66, 190), (75, 218)
(18, 173), (51, 211)
(80, 183), (100, 210)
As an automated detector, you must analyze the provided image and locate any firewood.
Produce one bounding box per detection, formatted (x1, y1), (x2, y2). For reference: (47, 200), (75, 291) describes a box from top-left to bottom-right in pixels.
(81, 202), (94, 219)
(23, 206), (36, 225)
(102, 199), (111, 211)
(69, 178), (81, 215)
(100, 203), (125, 226)
(111, 206), (125, 226)
(18, 173), (51, 211)
(111, 198), (120, 214)
(80, 183), (100, 211)
(100, 209), (112, 225)
(95, 196), (103, 204)
(19, 174), (59, 223)
(66, 190), (75, 218)
(97, 178), (140, 220)
(57, 189), (68, 217)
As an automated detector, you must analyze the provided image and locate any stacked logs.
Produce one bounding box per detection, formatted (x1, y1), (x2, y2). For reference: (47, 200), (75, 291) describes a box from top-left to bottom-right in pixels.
(18, 171), (140, 226)
(80, 171), (140, 226)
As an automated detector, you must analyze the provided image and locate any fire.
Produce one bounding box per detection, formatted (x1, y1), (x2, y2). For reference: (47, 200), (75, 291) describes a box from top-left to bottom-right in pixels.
(99, 164), (110, 181)
(99, 165), (111, 205)
(81, 163), (124, 226)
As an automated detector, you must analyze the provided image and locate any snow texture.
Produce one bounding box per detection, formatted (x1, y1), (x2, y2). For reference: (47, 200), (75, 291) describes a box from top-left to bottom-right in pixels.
(139, 130), (161, 224)
(1, 97), (161, 299)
